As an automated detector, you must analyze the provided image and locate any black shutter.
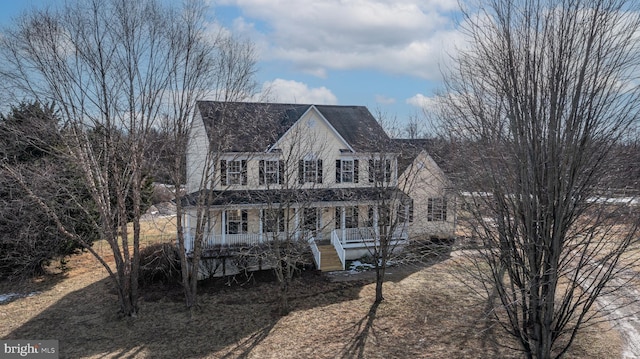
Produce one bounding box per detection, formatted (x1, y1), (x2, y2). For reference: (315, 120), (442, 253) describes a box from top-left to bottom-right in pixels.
(259, 160), (265, 185)
(278, 160), (284, 184)
(279, 209), (285, 232)
(385, 159), (391, 182)
(368, 159), (374, 183)
(335, 208), (341, 229)
(317, 159), (323, 183)
(242, 210), (248, 233)
(220, 160), (227, 185)
(409, 199), (414, 222)
(299, 160), (304, 184)
(241, 160), (247, 185)
(336, 159), (341, 183)
(354, 159), (359, 183)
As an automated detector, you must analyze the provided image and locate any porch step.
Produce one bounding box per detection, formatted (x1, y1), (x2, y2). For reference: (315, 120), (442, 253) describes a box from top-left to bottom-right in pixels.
(317, 245), (344, 272)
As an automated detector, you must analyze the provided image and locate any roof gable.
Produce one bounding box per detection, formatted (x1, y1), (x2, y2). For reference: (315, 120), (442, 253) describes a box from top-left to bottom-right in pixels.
(196, 101), (390, 152)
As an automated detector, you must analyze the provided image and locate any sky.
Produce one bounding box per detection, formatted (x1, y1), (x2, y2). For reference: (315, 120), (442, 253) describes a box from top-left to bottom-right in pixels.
(0, 0), (466, 131)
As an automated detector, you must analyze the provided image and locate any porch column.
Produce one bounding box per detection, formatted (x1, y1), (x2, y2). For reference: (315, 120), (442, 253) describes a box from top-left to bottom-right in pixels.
(221, 210), (226, 245)
(294, 207), (300, 240)
(341, 206), (346, 244)
(373, 205), (379, 240)
(184, 212), (191, 252)
(259, 209), (264, 243)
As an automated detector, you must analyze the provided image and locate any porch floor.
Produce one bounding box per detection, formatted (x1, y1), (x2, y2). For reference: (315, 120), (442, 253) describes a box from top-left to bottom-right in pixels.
(317, 245), (343, 272)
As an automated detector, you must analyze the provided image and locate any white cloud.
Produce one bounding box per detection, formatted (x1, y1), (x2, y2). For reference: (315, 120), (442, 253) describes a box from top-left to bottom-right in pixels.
(406, 93), (438, 110)
(256, 78), (338, 104)
(375, 95), (396, 104)
(215, 0), (465, 80)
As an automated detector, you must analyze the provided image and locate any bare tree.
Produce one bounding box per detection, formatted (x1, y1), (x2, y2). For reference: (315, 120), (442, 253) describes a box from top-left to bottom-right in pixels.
(158, 2), (258, 312)
(0, 0), (223, 316)
(440, 0), (640, 357)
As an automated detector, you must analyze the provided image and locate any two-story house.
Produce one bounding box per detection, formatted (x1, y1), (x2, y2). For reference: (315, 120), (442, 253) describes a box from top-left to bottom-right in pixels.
(182, 101), (454, 272)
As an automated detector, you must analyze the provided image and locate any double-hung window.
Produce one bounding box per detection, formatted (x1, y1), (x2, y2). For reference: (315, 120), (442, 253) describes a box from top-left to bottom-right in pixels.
(263, 209), (285, 233)
(397, 199), (414, 223)
(336, 159), (359, 183)
(259, 160), (284, 185)
(299, 159), (323, 184)
(221, 160), (247, 185)
(427, 198), (447, 221)
(335, 207), (359, 229)
(226, 210), (248, 234)
(368, 159), (392, 183)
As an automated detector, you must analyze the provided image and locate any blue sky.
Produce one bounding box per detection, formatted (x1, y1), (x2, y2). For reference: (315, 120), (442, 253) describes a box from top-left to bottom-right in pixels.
(0, 0), (465, 132)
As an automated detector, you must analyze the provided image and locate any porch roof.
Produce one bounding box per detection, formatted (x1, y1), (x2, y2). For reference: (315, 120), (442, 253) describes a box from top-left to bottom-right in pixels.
(181, 188), (410, 208)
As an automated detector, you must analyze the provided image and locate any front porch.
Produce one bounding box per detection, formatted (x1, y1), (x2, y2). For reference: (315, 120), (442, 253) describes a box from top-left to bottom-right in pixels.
(186, 225), (409, 272)
(181, 190), (413, 271)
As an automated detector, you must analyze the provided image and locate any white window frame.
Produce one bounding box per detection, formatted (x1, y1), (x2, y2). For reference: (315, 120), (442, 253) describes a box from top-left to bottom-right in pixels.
(227, 160), (243, 185)
(340, 159), (354, 183)
(304, 160), (321, 183)
(263, 160), (279, 185)
(226, 209), (248, 234)
(427, 198), (447, 222)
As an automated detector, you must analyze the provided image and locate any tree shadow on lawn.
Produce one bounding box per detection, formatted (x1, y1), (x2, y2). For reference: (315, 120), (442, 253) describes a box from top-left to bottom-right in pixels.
(4, 270), (369, 358)
(0, 270), (69, 305)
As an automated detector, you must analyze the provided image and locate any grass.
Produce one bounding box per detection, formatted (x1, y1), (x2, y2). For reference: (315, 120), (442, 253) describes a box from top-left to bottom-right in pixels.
(0, 216), (624, 358)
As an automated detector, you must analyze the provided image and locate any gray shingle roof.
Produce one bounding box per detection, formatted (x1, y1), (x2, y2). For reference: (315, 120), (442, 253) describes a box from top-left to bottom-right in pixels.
(196, 101), (390, 152)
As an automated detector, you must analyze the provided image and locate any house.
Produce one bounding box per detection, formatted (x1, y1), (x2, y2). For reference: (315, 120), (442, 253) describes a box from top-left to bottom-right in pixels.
(182, 101), (454, 273)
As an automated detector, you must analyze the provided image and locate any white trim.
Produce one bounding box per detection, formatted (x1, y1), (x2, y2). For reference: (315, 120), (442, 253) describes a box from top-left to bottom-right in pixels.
(268, 105), (355, 153)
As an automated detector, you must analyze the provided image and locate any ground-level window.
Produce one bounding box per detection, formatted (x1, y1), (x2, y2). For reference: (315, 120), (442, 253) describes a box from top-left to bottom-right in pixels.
(335, 206), (359, 229)
(226, 209), (248, 234)
(397, 199), (414, 223)
(263, 209), (285, 233)
(303, 207), (319, 231)
(427, 198), (447, 221)
(366, 205), (390, 226)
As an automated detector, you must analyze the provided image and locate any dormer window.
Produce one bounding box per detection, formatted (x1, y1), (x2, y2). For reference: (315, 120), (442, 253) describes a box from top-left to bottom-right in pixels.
(336, 159), (359, 183)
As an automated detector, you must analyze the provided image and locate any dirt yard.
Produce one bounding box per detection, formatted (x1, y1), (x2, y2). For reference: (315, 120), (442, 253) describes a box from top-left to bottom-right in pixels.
(0, 217), (624, 358)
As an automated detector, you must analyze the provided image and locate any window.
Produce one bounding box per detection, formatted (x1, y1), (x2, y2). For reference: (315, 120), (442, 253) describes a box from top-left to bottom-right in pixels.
(226, 210), (248, 234)
(336, 159), (359, 183)
(368, 159), (392, 183)
(335, 206), (359, 229)
(303, 208), (319, 231)
(259, 160), (284, 185)
(397, 199), (414, 223)
(298, 159), (323, 184)
(263, 209), (285, 233)
(221, 160), (247, 185)
(427, 198), (447, 221)
(366, 205), (390, 226)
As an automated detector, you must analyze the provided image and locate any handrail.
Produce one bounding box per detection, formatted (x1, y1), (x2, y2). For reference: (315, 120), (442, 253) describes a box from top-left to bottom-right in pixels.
(331, 231), (346, 270)
(308, 236), (322, 269)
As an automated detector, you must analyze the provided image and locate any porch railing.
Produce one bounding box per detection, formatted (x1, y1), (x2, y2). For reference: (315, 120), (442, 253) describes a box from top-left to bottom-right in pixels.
(185, 224), (408, 253)
(335, 225), (409, 244)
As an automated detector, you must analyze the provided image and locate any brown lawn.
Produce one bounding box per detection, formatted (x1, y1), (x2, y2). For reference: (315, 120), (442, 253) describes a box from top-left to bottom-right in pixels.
(0, 217), (623, 359)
